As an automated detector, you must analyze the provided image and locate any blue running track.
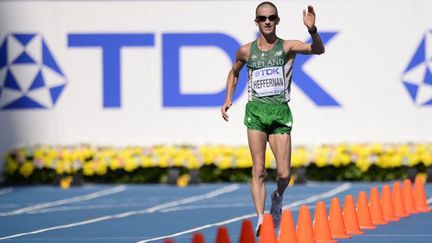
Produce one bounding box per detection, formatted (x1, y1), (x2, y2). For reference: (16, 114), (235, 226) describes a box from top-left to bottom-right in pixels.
(0, 182), (430, 242)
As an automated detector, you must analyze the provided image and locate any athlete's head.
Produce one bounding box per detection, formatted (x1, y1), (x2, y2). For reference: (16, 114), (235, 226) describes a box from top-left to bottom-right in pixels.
(255, 2), (280, 36)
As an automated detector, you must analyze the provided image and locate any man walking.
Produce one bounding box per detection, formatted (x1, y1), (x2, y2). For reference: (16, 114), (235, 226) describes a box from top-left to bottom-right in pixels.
(220, 1), (325, 236)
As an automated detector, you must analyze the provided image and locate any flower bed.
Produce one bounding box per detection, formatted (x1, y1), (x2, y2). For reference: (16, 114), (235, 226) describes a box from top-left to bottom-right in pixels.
(3, 143), (432, 184)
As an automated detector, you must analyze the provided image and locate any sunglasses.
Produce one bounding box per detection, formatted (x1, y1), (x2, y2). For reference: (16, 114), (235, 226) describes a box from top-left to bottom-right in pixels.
(255, 15), (279, 22)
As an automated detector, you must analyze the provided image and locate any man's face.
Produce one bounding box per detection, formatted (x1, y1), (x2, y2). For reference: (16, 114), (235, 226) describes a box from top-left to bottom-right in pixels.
(255, 5), (279, 36)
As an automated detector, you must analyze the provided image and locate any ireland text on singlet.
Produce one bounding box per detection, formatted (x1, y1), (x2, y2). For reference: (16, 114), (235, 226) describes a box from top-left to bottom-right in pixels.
(247, 38), (293, 104)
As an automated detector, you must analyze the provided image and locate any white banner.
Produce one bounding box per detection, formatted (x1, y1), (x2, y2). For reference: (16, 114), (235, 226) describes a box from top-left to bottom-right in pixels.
(0, 0), (431, 165)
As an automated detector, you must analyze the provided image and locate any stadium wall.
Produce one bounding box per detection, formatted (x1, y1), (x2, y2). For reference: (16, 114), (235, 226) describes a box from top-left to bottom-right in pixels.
(0, 0), (431, 169)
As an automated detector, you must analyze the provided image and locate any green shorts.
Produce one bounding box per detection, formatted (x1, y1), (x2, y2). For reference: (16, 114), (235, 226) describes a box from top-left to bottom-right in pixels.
(244, 101), (293, 134)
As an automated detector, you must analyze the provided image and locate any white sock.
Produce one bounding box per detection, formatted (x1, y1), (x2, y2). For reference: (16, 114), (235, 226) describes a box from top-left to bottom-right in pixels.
(256, 213), (264, 228)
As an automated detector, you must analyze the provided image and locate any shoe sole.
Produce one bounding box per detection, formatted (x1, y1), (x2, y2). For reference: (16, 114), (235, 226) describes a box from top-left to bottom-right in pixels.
(256, 224), (261, 237)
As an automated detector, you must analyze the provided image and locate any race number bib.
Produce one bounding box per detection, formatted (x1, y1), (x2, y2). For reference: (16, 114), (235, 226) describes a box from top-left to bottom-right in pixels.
(251, 66), (285, 97)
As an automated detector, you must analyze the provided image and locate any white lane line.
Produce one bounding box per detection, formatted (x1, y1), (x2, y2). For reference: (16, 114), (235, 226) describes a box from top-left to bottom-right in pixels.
(28, 202), (251, 215)
(27, 204), (136, 214)
(0, 188), (13, 196)
(0, 184), (239, 241)
(136, 183), (352, 243)
(427, 196), (432, 204)
(282, 182), (351, 209)
(160, 203), (250, 213)
(0, 186), (126, 217)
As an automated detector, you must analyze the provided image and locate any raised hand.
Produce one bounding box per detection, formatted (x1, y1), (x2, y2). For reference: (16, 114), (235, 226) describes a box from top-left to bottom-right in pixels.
(302, 5), (316, 29)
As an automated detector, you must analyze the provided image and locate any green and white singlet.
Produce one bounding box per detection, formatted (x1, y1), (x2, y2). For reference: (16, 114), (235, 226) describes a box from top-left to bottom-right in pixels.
(243, 38), (294, 134)
(247, 38), (292, 104)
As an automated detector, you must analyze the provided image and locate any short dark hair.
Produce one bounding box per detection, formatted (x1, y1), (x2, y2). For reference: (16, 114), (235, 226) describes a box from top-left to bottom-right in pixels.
(255, 1), (279, 17)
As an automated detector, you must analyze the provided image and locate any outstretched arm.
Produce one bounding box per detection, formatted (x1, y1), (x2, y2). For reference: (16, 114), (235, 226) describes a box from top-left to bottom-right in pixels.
(288, 5), (325, 55)
(221, 45), (249, 121)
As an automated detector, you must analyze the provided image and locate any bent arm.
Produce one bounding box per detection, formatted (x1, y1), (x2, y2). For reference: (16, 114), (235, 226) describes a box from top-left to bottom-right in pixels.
(287, 5), (325, 55)
(289, 32), (325, 55)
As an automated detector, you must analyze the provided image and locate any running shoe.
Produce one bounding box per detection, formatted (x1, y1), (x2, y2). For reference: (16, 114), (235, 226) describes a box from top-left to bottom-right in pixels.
(270, 190), (283, 229)
(255, 214), (263, 237)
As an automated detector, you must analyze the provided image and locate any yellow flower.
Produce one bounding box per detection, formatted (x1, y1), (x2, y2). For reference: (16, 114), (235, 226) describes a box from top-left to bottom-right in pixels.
(173, 153), (185, 167)
(186, 155), (201, 169)
(19, 161), (34, 178)
(408, 154), (420, 166)
(314, 146), (330, 167)
(140, 155), (154, 168)
(109, 158), (121, 170)
(415, 144), (427, 154)
(421, 153), (432, 166)
(6, 157), (18, 175)
(200, 146), (217, 165)
(43, 157), (54, 169)
(397, 144), (410, 155)
(177, 174), (190, 187)
(234, 147), (252, 168)
(59, 176), (73, 189)
(391, 154), (403, 167)
(356, 158), (371, 172)
(265, 150), (275, 168)
(61, 149), (72, 161)
(83, 162), (95, 176)
(57, 159), (73, 174)
(331, 151), (351, 167)
(370, 143), (383, 154)
(377, 152), (402, 168)
(34, 148), (45, 160)
(47, 149), (58, 160)
(218, 156), (232, 169)
(292, 147), (308, 168)
(158, 155), (170, 168)
(236, 156), (252, 168)
(71, 150), (85, 162)
(95, 161), (107, 176)
(351, 144), (369, 157)
(315, 155), (327, 167)
(124, 158), (138, 172)
(55, 160), (65, 174)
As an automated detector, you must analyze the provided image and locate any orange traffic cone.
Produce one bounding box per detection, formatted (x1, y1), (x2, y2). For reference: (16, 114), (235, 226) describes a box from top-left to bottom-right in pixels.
(392, 182), (409, 217)
(356, 191), (377, 230)
(239, 220), (255, 243)
(191, 233), (205, 243)
(259, 214), (277, 243)
(314, 201), (336, 243)
(414, 177), (431, 213)
(164, 239), (175, 243)
(296, 205), (315, 243)
(278, 209), (298, 243)
(403, 179), (418, 214)
(369, 187), (387, 225)
(328, 197), (351, 239)
(381, 185), (400, 222)
(216, 226), (231, 243)
(343, 195), (364, 235)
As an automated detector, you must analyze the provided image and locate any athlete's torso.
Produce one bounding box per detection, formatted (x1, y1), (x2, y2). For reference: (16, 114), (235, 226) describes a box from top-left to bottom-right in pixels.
(247, 38), (294, 104)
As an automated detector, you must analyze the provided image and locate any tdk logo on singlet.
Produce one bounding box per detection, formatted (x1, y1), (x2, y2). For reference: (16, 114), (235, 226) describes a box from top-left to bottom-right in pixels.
(401, 30), (432, 106)
(0, 33), (67, 110)
(255, 68), (280, 77)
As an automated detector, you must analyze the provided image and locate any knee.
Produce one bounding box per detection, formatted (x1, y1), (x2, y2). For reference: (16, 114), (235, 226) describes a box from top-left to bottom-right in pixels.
(252, 167), (267, 180)
(277, 170), (291, 181)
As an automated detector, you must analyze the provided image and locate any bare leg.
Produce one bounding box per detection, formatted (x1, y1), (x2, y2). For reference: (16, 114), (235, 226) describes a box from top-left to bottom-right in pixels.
(268, 133), (292, 196)
(247, 129), (268, 216)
